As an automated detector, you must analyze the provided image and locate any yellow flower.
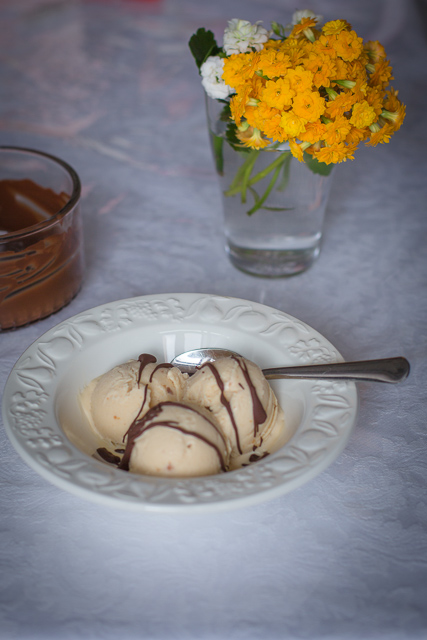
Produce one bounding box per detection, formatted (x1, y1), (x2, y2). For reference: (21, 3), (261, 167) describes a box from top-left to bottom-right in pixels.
(345, 126), (369, 145)
(262, 78), (295, 109)
(280, 110), (307, 137)
(245, 74), (266, 103)
(299, 121), (327, 144)
(365, 87), (383, 116)
(381, 104), (406, 131)
(325, 91), (357, 119)
(381, 93), (406, 132)
(263, 39), (282, 50)
(383, 87), (401, 113)
(283, 38), (311, 66)
(243, 105), (262, 131)
(306, 52), (337, 88)
(245, 102), (281, 137)
(261, 112), (289, 142)
(314, 141), (354, 163)
(333, 57), (351, 80)
(257, 48), (291, 78)
(313, 34), (338, 58)
(323, 115), (352, 144)
(228, 74), (265, 124)
(322, 20), (352, 35)
(346, 58), (370, 81)
(287, 65), (314, 93)
(333, 30), (364, 61)
(369, 59), (393, 88)
(290, 17), (317, 41)
(351, 77), (368, 101)
(364, 40), (386, 64)
(289, 139), (304, 161)
(236, 125), (270, 149)
(292, 90), (326, 122)
(256, 101), (280, 121)
(344, 141), (359, 158)
(222, 51), (259, 90)
(229, 85), (253, 125)
(349, 100), (377, 128)
(366, 123), (393, 146)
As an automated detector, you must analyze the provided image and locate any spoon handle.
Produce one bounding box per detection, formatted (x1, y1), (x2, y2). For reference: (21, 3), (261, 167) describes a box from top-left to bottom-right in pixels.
(262, 357), (410, 383)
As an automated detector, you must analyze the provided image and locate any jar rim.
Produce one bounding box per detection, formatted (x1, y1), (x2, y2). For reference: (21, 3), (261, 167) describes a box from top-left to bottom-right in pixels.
(0, 146), (81, 241)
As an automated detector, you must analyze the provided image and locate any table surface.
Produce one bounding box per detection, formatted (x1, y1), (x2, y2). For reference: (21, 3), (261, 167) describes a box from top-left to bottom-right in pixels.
(1, 0), (426, 638)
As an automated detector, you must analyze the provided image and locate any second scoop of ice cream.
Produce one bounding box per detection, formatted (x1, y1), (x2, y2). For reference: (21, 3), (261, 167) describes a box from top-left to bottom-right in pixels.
(184, 355), (287, 468)
(119, 401), (231, 477)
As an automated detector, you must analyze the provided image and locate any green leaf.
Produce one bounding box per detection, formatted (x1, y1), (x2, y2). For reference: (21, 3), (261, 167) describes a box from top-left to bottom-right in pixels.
(218, 101), (233, 122)
(210, 133), (224, 175)
(225, 122), (251, 153)
(188, 28), (220, 70)
(303, 151), (335, 176)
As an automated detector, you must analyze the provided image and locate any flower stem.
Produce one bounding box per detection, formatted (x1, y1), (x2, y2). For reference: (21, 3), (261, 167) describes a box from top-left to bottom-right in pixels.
(246, 152), (289, 187)
(247, 162), (283, 215)
(224, 150), (260, 202)
(276, 152), (292, 191)
(224, 149), (292, 215)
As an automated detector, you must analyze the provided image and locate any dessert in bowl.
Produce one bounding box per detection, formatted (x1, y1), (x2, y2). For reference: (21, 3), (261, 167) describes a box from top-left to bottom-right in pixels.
(78, 352), (289, 476)
(2, 293), (358, 512)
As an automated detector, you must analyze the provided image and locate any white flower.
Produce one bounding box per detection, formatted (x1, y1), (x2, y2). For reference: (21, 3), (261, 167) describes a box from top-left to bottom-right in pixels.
(223, 19), (270, 55)
(200, 56), (234, 100)
(291, 9), (323, 26)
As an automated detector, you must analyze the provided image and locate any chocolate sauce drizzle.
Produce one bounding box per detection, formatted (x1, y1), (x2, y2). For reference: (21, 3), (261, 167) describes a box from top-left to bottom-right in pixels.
(200, 356), (267, 454)
(123, 354), (174, 439)
(118, 401), (228, 472)
(137, 353), (157, 385)
(202, 362), (242, 454)
(149, 362), (174, 382)
(96, 447), (121, 465)
(232, 356), (267, 436)
(249, 451), (270, 463)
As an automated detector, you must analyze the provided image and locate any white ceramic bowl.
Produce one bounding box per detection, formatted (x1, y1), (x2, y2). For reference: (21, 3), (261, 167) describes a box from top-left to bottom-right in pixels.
(2, 293), (358, 513)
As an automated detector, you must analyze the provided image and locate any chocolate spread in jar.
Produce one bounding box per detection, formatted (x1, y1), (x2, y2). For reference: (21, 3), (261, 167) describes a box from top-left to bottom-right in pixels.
(0, 178), (69, 233)
(0, 178), (84, 330)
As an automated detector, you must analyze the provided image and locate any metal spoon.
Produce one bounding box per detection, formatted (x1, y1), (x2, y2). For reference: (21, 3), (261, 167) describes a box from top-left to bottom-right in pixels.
(170, 348), (410, 383)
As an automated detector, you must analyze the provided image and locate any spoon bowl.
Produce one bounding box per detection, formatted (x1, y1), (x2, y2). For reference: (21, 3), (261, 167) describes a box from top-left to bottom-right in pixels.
(170, 348), (410, 383)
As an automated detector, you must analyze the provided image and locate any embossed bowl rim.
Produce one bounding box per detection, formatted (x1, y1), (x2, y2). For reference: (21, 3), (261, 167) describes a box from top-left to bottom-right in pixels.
(2, 293), (358, 513)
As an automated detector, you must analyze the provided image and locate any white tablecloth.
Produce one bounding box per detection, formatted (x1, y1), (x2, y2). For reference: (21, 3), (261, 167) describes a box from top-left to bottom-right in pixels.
(1, 0), (426, 638)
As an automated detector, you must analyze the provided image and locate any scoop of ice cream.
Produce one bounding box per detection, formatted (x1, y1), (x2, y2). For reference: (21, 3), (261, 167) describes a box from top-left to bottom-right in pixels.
(80, 354), (187, 444)
(138, 358), (187, 408)
(119, 401), (231, 477)
(183, 355), (286, 468)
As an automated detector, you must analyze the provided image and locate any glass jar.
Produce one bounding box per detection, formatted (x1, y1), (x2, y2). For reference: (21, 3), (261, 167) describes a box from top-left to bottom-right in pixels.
(206, 97), (334, 277)
(0, 147), (84, 330)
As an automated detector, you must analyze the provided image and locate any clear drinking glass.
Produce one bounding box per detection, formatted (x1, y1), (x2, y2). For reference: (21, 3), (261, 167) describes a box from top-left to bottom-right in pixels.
(0, 146), (84, 330)
(206, 97), (334, 277)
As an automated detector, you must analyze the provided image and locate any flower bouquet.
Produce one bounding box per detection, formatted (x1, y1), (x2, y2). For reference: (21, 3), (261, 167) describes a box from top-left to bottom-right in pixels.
(189, 11), (405, 276)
